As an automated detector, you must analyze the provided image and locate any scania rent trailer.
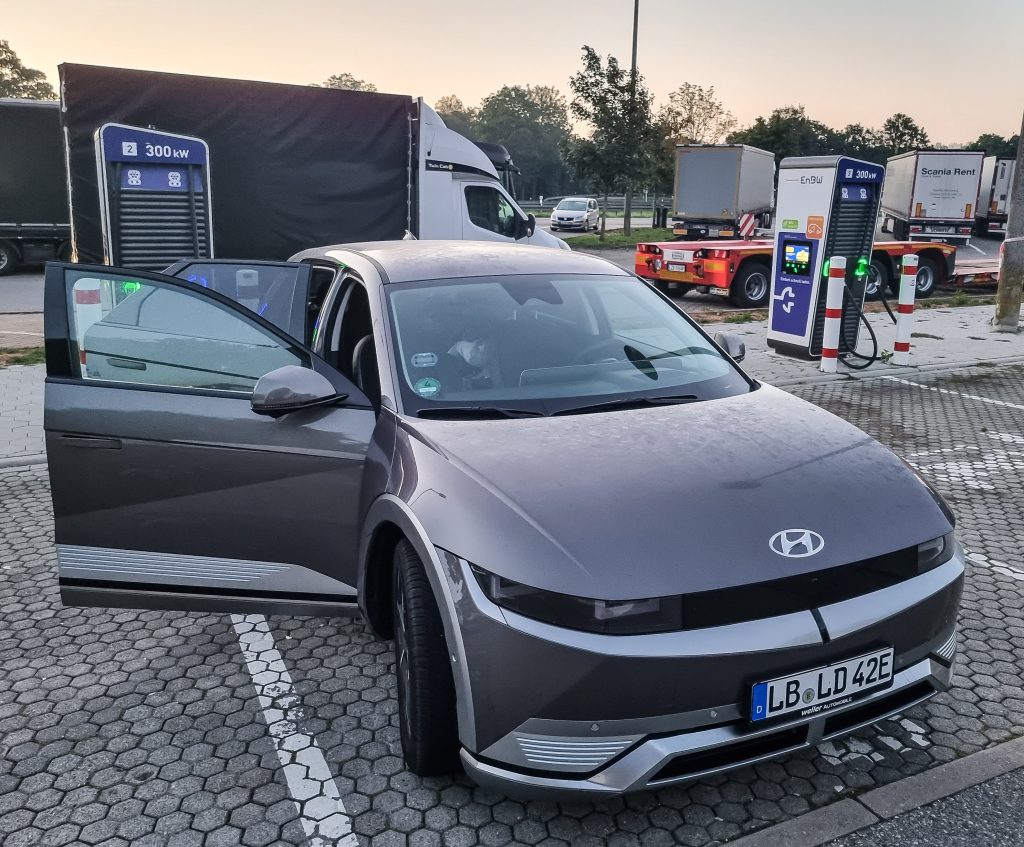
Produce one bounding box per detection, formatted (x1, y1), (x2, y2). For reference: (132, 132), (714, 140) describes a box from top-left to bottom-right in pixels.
(635, 238), (956, 307)
(671, 144), (775, 240)
(880, 150), (984, 243)
(975, 156), (1016, 236)
(59, 64), (561, 269)
(0, 99), (71, 275)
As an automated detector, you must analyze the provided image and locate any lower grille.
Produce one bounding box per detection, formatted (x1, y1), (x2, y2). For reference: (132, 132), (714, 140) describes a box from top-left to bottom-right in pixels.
(649, 726), (807, 783)
(822, 681), (935, 737)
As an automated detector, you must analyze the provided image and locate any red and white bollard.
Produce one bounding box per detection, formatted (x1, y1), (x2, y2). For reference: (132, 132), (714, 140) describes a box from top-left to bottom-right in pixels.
(892, 254), (919, 366)
(819, 256), (847, 373)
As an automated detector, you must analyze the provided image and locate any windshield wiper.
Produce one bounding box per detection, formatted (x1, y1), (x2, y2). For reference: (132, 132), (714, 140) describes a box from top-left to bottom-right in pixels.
(416, 406), (545, 420)
(553, 394), (699, 416)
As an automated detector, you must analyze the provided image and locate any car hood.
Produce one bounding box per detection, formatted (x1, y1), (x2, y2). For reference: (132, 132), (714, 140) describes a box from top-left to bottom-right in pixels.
(399, 385), (953, 600)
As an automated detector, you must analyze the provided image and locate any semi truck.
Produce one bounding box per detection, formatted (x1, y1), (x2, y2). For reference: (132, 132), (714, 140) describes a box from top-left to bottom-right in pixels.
(975, 156), (1016, 236)
(670, 144), (775, 240)
(59, 64), (561, 270)
(880, 150), (984, 243)
(0, 99), (71, 276)
(635, 238), (956, 307)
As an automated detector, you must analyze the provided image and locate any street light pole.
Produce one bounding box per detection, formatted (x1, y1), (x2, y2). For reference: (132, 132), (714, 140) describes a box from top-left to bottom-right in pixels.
(993, 107), (1024, 332)
(623, 0), (639, 237)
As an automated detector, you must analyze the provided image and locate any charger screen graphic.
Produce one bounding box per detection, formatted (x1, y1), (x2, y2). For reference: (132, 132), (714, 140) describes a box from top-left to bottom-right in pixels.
(783, 241), (812, 277)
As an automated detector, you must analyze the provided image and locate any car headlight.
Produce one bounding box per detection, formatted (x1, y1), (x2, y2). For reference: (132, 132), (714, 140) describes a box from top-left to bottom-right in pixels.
(470, 566), (681, 634)
(918, 532), (956, 573)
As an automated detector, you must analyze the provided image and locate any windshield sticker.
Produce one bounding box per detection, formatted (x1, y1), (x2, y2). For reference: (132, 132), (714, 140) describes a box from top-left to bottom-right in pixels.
(412, 352), (438, 368)
(414, 377), (442, 398)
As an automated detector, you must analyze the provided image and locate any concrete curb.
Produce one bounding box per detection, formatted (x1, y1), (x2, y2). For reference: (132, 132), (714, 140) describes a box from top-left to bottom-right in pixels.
(727, 735), (1024, 846)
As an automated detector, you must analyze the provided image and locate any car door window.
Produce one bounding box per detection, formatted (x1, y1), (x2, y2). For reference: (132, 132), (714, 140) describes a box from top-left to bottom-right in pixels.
(465, 185), (517, 237)
(67, 270), (307, 393)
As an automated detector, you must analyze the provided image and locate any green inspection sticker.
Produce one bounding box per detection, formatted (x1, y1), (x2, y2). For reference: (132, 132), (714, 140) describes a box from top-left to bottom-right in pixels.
(782, 219), (799, 230)
(414, 377), (442, 398)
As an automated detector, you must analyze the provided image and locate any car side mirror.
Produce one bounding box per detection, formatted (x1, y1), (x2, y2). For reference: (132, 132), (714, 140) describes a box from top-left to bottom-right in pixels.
(714, 332), (746, 363)
(251, 365), (345, 416)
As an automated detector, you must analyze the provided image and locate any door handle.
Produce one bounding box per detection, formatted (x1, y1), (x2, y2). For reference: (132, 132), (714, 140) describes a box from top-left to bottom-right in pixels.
(107, 357), (147, 370)
(60, 435), (123, 450)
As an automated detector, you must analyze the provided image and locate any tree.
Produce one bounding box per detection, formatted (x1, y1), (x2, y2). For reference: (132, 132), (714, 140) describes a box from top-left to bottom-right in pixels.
(829, 123), (886, 164)
(566, 46), (655, 235)
(728, 106), (833, 162)
(649, 83), (737, 199)
(434, 95), (477, 138)
(993, 109), (1024, 332)
(475, 85), (571, 199)
(878, 113), (930, 156)
(966, 132), (1019, 159)
(658, 83), (736, 145)
(0, 40), (56, 99)
(314, 73), (377, 92)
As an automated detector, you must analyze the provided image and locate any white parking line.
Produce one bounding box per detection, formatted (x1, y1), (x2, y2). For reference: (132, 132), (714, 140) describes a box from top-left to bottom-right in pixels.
(965, 241), (987, 256)
(882, 376), (1024, 412)
(232, 614), (359, 847)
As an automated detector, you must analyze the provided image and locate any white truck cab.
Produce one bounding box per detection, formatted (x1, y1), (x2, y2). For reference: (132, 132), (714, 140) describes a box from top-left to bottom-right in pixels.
(417, 103), (565, 249)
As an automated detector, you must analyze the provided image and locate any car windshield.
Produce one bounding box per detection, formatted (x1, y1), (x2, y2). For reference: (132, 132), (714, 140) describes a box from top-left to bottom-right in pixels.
(556, 200), (587, 211)
(387, 274), (752, 416)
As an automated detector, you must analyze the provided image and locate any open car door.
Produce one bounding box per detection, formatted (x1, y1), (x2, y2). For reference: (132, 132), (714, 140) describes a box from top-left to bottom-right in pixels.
(43, 262), (375, 616)
(162, 258), (314, 344)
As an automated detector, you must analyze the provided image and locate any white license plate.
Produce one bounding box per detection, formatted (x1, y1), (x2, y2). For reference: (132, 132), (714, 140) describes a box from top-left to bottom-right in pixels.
(927, 225), (954, 234)
(667, 263), (686, 273)
(751, 647), (894, 722)
(710, 286), (730, 297)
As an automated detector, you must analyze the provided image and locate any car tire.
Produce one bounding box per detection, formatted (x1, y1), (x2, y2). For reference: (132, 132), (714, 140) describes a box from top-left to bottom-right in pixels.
(393, 539), (459, 776)
(864, 257), (891, 301)
(914, 256), (941, 298)
(729, 260), (771, 308)
(0, 241), (19, 276)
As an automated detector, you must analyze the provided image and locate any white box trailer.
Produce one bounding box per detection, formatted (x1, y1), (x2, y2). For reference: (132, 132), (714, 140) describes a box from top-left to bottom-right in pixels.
(880, 150), (984, 243)
(671, 144), (775, 240)
(975, 156), (1016, 236)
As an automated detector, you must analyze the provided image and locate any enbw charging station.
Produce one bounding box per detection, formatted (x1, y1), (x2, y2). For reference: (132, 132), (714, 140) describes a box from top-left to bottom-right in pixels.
(94, 124), (213, 270)
(767, 156), (884, 359)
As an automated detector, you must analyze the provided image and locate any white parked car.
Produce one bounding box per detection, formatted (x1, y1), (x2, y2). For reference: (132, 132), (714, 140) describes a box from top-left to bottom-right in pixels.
(550, 197), (600, 232)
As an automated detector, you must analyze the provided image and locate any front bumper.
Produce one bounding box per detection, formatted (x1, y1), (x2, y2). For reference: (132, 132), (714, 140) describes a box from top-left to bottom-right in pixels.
(551, 219), (587, 230)
(439, 550), (963, 798)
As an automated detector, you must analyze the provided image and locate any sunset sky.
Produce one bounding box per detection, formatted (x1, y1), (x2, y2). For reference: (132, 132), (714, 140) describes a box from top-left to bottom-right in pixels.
(6, 0), (1023, 143)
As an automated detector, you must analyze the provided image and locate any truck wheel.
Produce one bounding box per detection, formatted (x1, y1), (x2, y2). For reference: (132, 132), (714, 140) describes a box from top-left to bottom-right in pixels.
(864, 258), (891, 300)
(730, 261), (771, 308)
(0, 241), (19, 276)
(393, 539), (459, 775)
(914, 256), (941, 298)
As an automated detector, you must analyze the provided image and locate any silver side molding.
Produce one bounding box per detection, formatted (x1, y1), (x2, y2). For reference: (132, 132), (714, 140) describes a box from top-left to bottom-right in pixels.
(57, 545), (355, 596)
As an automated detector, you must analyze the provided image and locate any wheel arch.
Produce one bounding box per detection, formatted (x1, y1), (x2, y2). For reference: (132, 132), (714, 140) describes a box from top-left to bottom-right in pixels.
(914, 247), (949, 283)
(358, 494), (478, 750)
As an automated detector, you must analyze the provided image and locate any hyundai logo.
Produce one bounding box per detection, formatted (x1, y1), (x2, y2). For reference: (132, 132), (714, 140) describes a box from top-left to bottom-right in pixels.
(769, 529), (825, 558)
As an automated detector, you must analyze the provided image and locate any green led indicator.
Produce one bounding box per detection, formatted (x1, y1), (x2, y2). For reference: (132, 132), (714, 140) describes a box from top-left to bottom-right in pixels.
(822, 259), (830, 277)
(855, 256), (869, 278)
(120, 280), (142, 296)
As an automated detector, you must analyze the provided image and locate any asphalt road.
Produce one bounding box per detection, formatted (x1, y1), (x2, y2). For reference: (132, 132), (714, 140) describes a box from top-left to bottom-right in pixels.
(0, 271), (45, 314)
(826, 769), (1024, 847)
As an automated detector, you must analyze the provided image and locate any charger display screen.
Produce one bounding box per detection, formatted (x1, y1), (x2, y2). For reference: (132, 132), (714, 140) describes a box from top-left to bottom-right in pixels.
(782, 240), (812, 277)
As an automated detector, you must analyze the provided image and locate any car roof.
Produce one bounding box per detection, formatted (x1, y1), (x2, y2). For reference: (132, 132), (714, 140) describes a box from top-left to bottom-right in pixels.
(290, 240), (629, 283)
(558, 197), (593, 202)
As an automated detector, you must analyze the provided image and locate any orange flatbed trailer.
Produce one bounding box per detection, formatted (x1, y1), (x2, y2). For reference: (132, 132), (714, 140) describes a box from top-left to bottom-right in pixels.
(635, 238), (960, 307)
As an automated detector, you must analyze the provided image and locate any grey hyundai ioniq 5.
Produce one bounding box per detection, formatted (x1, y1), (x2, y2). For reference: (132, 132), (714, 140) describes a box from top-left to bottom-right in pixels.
(44, 241), (962, 796)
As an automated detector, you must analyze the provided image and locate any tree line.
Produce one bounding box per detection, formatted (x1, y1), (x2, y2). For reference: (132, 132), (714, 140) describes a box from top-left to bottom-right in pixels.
(3, 38), (1018, 219)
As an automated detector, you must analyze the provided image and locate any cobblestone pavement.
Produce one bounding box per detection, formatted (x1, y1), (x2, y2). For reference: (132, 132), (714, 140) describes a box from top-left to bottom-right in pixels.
(1, 364), (1023, 846)
(0, 366), (43, 463)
